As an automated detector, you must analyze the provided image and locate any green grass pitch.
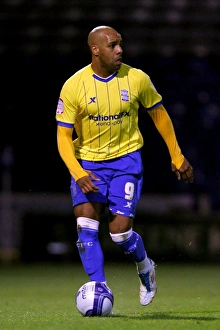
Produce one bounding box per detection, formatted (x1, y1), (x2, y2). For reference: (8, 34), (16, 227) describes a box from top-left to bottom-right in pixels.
(0, 262), (219, 330)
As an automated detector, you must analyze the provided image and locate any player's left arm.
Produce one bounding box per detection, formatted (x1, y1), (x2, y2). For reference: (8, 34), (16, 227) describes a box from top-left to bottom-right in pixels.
(148, 104), (193, 183)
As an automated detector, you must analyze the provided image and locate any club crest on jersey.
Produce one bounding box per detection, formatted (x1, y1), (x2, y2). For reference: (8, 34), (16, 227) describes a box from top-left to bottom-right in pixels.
(56, 98), (64, 114)
(121, 89), (129, 102)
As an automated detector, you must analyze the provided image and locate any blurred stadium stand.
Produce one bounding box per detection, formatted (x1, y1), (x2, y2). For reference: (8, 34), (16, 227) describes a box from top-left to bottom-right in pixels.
(0, 0), (220, 262)
(0, 0), (220, 58)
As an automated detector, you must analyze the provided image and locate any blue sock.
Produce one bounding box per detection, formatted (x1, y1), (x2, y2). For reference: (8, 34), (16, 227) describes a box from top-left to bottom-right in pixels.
(76, 227), (105, 282)
(115, 231), (146, 262)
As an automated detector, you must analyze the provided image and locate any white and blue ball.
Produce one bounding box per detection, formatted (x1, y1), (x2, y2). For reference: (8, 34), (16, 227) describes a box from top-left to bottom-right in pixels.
(76, 281), (114, 316)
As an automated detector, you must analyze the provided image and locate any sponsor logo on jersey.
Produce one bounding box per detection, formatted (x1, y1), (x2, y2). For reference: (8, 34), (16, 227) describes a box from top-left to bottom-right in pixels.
(89, 111), (130, 121)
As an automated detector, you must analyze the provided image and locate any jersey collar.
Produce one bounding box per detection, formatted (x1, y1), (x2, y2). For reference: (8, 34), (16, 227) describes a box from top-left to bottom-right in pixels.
(92, 71), (118, 82)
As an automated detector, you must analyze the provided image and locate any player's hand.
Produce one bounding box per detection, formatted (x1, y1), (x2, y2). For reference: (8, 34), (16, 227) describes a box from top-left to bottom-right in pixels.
(171, 158), (194, 183)
(76, 170), (100, 194)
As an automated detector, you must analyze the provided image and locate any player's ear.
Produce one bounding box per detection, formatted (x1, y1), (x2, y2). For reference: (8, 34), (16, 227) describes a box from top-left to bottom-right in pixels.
(92, 45), (99, 56)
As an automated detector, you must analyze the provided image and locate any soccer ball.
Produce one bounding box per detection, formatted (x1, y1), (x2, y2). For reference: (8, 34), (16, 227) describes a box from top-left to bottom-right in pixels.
(76, 281), (114, 316)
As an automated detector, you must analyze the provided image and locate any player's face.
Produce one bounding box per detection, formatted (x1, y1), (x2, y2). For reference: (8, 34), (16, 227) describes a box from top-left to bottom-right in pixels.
(98, 30), (123, 76)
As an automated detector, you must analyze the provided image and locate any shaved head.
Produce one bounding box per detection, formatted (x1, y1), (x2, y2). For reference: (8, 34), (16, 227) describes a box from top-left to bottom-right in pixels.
(88, 26), (119, 49)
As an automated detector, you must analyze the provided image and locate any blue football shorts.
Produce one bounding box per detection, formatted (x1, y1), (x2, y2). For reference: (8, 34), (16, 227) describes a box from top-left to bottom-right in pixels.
(70, 150), (144, 218)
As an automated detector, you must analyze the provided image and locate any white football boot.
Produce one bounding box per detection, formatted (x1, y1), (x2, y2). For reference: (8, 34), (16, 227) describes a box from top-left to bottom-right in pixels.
(138, 259), (157, 306)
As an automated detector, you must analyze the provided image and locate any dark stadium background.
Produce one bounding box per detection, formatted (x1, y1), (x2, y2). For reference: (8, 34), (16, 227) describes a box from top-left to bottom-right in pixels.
(0, 0), (219, 263)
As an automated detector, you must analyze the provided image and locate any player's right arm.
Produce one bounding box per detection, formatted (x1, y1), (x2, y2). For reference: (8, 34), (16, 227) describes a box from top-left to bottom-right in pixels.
(57, 125), (100, 193)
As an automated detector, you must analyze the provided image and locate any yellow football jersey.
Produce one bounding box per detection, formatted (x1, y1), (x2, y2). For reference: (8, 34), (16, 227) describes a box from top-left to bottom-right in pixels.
(56, 63), (162, 161)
